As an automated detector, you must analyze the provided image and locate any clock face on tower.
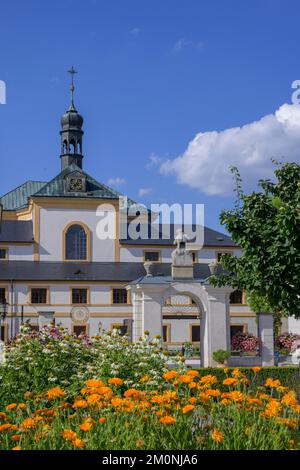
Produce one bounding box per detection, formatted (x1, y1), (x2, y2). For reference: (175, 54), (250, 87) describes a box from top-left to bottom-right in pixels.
(66, 171), (86, 193)
(69, 177), (84, 191)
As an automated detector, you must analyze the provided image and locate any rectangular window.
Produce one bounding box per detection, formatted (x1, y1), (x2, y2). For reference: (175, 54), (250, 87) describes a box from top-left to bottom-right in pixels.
(0, 288), (7, 304)
(31, 288), (48, 304)
(230, 290), (243, 304)
(230, 325), (245, 340)
(217, 251), (233, 262)
(0, 249), (7, 260)
(144, 251), (160, 262)
(112, 288), (128, 304)
(73, 325), (87, 337)
(72, 288), (88, 304)
(191, 325), (200, 342)
(191, 251), (198, 263)
(111, 323), (128, 336)
(163, 325), (170, 343)
(0, 325), (6, 341)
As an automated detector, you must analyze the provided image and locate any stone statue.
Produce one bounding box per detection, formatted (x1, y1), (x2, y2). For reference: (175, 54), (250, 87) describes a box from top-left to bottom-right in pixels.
(171, 229), (194, 279)
(172, 229), (193, 267)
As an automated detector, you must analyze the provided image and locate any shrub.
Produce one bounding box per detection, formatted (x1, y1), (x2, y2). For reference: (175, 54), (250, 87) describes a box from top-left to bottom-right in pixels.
(212, 349), (230, 364)
(231, 332), (259, 352)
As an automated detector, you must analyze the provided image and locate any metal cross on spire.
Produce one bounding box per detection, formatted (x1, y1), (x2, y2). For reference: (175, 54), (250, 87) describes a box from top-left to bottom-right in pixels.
(68, 66), (77, 105)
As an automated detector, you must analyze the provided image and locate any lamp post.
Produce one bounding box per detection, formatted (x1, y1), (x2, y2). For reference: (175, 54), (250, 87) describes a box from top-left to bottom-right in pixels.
(0, 299), (8, 342)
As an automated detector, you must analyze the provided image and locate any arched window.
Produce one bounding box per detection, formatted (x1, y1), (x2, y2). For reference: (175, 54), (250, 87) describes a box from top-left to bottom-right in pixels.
(65, 224), (88, 260)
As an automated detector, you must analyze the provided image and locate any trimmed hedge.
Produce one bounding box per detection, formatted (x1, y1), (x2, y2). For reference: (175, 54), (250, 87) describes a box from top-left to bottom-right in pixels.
(194, 366), (300, 395)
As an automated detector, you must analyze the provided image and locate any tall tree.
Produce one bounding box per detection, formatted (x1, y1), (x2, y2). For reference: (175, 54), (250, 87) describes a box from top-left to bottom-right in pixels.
(212, 162), (300, 318)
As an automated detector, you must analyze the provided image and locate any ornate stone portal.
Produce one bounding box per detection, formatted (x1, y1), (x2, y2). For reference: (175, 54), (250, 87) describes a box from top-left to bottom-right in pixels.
(127, 232), (275, 367)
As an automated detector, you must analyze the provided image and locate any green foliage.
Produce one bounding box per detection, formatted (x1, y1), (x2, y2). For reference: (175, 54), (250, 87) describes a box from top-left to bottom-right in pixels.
(212, 162), (300, 318)
(212, 349), (231, 364)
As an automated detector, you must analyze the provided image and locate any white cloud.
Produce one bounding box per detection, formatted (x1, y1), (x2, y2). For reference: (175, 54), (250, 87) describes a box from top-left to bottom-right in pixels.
(146, 152), (163, 169)
(107, 177), (126, 187)
(138, 187), (152, 197)
(172, 38), (204, 54)
(130, 27), (140, 36)
(160, 103), (300, 196)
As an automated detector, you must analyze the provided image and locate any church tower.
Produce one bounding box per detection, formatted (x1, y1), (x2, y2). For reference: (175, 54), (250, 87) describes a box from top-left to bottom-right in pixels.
(60, 67), (84, 171)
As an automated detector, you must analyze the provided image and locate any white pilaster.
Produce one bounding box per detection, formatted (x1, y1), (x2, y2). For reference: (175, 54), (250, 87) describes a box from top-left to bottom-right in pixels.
(258, 313), (274, 366)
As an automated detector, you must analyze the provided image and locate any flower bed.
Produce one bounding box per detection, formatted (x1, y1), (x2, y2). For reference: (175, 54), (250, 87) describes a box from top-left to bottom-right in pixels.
(0, 325), (299, 450)
(0, 368), (299, 450)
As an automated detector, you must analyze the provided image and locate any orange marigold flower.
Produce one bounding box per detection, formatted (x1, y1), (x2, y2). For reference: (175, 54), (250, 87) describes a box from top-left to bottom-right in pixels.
(72, 438), (85, 448)
(151, 395), (164, 404)
(0, 412), (7, 421)
(261, 400), (282, 418)
(21, 418), (36, 429)
(6, 403), (17, 411)
(111, 398), (124, 407)
(227, 391), (244, 402)
(136, 439), (145, 448)
(159, 416), (176, 425)
(252, 367), (261, 373)
(99, 417), (106, 424)
(223, 378), (238, 386)
(212, 429), (224, 444)
(232, 368), (242, 378)
(182, 404), (195, 414)
(124, 389), (140, 399)
(108, 378), (124, 386)
(87, 394), (101, 405)
(163, 370), (179, 381)
(281, 392), (298, 408)
(189, 397), (197, 405)
(188, 382), (197, 389)
(80, 422), (92, 432)
(206, 389), (221, 397)
(199, 375), (217, 385)
(47, 387), (65, 400)
(12, 446), (22, 451)
(85, 379), (104, 388)
(265, 378), (281, 388)
(186, 370), (199, 377)
(17, 404), (27, 410)
(97, 386), (113, 396)
(179, 375), (193, 384)
(73, 399), (87, 409)
(11, 435), (21, 442)
(140, 375), (150, 382)
(0, 423), (13, 432)
(62, 429), (77, 441)
(248, 398), (263, 407)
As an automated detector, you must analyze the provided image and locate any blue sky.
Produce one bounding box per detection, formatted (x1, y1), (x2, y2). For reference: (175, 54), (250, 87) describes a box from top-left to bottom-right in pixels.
(1, 0), (300, 232)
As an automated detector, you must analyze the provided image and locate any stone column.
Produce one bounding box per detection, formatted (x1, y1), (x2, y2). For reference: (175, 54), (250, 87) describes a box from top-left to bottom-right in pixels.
(142, 288), (165, 341)
(258, 313), (274, 366)
(202, 286), (231, 367)
(129, 285), (166, 342)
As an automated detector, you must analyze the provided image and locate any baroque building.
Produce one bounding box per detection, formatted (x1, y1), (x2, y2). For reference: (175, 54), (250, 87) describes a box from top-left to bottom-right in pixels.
(0, 74), (295, 349)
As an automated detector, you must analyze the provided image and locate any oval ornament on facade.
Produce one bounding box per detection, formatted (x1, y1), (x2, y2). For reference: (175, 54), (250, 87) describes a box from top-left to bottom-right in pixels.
(71, 306), (89, 323)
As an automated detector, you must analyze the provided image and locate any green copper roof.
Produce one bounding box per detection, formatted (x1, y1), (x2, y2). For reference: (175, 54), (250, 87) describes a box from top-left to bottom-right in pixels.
(33, 164), (135, 202)
(0, 181), (47, 210)
(0, 165), (137, 209)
